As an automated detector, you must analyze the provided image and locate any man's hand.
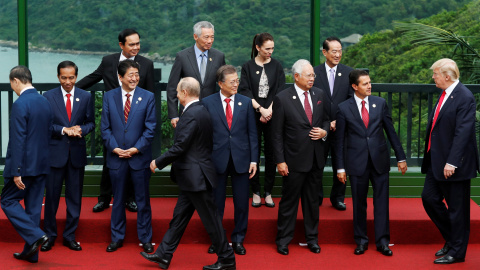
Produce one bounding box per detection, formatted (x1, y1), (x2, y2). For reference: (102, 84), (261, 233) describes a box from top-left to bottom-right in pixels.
(248, 163), (257, 179)
(14, 176), (25, 190)
(277, 162), (289, 176)
(124, 147), (139, 157)
(171, 118), (179, 128)
(330, 120), (336, 131)
(337, 172), (347, 184)
(150, 160), (158, 173)
(309, 127), (327, 140)
(398, 161), (407, 175)
(444, 164), (455, 179)
(64, 125), (82, 137)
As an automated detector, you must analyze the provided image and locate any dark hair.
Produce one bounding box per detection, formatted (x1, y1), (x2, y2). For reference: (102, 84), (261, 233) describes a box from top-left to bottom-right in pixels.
(9, 65), (32, 84)
(57, 61), (78, 76)
(349, 69), (369, 85)
(118, 29), (140, 44)
(251, 32), (274, 59)
(322, 36), (342, 51)
(118, 59), (140, 77)
(216, 65), (237, 82)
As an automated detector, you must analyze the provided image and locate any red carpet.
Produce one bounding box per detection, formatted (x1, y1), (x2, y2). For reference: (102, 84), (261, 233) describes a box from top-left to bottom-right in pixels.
(1, 197), (480, 245)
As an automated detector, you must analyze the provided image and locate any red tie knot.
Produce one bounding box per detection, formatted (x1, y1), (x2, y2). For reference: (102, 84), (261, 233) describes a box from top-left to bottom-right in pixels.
(126, 93), (131, 98)
(225, 98), (231, 103)
(66, 93), (71, 98)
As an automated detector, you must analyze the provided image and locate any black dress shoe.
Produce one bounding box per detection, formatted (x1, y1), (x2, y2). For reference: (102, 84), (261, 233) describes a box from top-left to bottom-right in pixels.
(125, 201), (138, 212)
(232, 242), (246, 255)
(203, 260), (236, 270)
(106, 240), (123, 252)
(207, 244), (216, 254)
(143, 242), (154, 253)
(354, 244), (368, 255)
(41, 239), (55, 252)
(277, 245), (289, 255)
(93, 201), (109, 212)
(140, 252), (172, 269)
(376, 245), (393, 256)
(13, 253), (38, 263)
(63, 239), (82, 251)
(307, 243), (321, 254)
(264, 192), (275, 208)
(435, 243), (451, 256)
(434, 255), (465, 264)
(24, 235), (48, 258)
(332, 201), (347, 211)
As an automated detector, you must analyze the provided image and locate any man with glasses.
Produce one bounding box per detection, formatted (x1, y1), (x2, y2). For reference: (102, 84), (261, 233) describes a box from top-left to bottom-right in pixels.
(313, 36), (354, 211)
(272, 59), (330, 255)
(167, 21), (226, 128)
(202, 65), (258, 256)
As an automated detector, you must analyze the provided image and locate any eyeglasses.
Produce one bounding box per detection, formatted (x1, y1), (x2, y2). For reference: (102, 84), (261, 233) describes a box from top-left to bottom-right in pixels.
(301, 73), (316, 78)
(223, 79), (240, 86)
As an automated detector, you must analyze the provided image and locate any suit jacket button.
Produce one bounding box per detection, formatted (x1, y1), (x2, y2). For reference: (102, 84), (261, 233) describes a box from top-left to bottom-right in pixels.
(125, 129), (127, 133)
(367, 137), (369, 140)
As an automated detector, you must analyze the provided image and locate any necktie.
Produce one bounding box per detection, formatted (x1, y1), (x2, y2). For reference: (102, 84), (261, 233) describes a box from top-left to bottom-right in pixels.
(66, 93), (72, 121)
(200, 53), (206, 83)
(361, 100), (369, 128)
(304, 92), (312, 125)
(428, 91), (446, 152)
(124, 93), (131, 123)
(225, 98), (232, 129)
(329, 69), (335, 95)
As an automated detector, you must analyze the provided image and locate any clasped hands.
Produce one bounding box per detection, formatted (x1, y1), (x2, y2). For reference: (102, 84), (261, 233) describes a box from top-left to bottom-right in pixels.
(64, 125), (82, 137)
(259, 107), (273, 123)
(113, 147), (139, 158)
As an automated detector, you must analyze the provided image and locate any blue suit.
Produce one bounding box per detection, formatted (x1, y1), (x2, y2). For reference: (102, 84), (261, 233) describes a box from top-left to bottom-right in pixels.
(1, 88), (52, 261)
(43, 87), (95, 242)
(202, 93), (258, 243)
(101, 86), (156, 243)
(335, 95), (406, 247)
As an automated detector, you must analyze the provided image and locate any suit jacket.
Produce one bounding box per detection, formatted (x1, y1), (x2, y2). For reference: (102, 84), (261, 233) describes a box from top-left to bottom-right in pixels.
(3, 88), (53, 179)
(313, 63), (354, 120)
(155, 102), (217, 192)
(238, 58), (285, 108)
(167, 46), (226, 118)
(335, 95), (406, 176)
(201, 93), (258, 174)
(101, 87), (156, 170)
(272, 86), (330, 172)
(43, 87), (95, 168)
(421, 82), (480, 180)
(76, 53), (155, 92)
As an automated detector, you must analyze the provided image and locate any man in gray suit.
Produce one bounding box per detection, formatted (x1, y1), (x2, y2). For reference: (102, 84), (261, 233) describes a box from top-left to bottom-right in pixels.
(167, 21), (226, 128)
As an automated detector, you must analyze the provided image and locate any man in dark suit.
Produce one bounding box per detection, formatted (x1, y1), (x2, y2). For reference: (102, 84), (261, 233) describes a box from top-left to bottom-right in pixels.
(313, 36), (354, 211)
(202, 65), (258, 255)
(101, 60), (156, 253)
(77, 28), (155, 213)
(272, 59), (330, 255)
(141, 77), (236, 270)
(1, 66), (52, 263)
(41, 61), (95, 252)
(421, 59), (479, 264)
(335, 69), (407, 256)
(167, 21), (226, 128)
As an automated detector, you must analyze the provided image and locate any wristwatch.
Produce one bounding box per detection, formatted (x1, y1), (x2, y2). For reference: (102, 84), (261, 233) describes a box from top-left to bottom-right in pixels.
(255, 106), (262, 112)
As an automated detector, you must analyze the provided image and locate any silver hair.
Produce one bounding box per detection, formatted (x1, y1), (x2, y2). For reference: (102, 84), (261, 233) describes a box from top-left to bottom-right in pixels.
(292, 59), (311, 76)
(178, 77), (200, 97)
(193, 21), (214, 37)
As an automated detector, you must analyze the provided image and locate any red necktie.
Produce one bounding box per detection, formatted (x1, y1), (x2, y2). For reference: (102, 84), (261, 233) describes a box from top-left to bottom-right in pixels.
(428, 91), (446, 152)
(304, 92), (312, 125)
(361, 100), (369, 128)
(124, 93), (131, 123)
(225, 98), (232, 129)
(66, 93), (72, 121)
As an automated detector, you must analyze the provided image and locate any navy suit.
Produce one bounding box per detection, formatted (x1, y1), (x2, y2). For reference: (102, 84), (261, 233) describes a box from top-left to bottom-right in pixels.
(43, 87), (95, 242)
(421, 82), (479, 259)
(272, 86), (330, 247)
(1, 88), (52, 261)
(101, 86), (156, 243)
(202, 93), (258, 243)
(154, 101), (235, 263)
(335, 95), (406, 247)
(313, 63), (353, 205)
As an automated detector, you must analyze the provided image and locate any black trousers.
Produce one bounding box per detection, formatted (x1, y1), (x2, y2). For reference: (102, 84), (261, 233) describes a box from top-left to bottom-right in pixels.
(422, 167), (471, 259)
(318, 132), (346, 205)
(250, 116), (276, 195)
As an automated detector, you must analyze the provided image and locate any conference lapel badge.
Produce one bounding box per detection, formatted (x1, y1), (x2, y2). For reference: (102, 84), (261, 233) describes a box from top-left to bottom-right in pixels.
(137, 97), (142, 104)
(238, 102), (242, 106)
(256, 71), (260, 74)
(76, 98), (80, 102)
(338, 73), (342, 77)
(293, 95), (296, 99)
(209, 58), (212, 62)
(372, 104), (376, 108)
(317, 100), (321, 105)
